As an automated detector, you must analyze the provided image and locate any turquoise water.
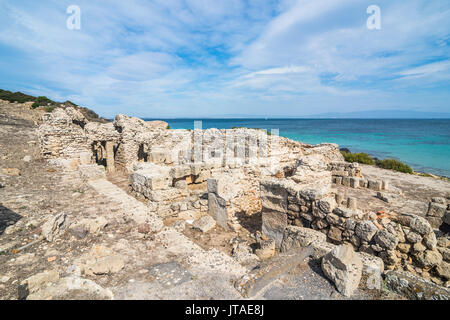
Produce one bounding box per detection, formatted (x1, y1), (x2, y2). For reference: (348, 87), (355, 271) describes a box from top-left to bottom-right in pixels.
(148, 119), (450, 177)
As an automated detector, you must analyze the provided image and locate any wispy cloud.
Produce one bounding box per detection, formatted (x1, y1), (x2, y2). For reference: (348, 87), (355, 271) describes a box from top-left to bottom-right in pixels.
(0, 0), (449, 117)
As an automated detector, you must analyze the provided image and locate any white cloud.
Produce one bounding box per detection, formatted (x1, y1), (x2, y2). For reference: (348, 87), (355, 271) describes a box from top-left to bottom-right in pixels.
(0, 0), (449, 117)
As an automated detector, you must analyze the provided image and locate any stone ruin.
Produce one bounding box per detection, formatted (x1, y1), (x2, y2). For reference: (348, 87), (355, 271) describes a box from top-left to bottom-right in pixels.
(37, 107), (450, 297)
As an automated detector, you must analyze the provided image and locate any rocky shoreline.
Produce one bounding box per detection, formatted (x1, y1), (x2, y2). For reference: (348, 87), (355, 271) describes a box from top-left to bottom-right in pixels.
(1, 99), (449, 300)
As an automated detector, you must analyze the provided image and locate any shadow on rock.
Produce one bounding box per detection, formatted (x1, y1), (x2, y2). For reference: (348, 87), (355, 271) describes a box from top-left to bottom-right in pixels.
(0, 205), (22, 235)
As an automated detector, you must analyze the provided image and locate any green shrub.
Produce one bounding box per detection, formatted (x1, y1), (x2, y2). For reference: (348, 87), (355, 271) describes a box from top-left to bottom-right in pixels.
(340, 151), (375, 165)
(0, 89), (36, 103)
(36, 96), (52, 105)
(31, 102), (40, 109)
(375, 159), (413, 174)
(167, 125), (171, 129)
(45, 105), (56, 113)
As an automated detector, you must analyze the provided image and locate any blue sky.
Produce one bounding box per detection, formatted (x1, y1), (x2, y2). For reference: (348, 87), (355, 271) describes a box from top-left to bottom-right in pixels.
(0, 0), (449, 118)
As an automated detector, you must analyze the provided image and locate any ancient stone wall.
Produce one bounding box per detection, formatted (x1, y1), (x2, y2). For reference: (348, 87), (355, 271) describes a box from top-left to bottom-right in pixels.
(260, 177), (449, 283)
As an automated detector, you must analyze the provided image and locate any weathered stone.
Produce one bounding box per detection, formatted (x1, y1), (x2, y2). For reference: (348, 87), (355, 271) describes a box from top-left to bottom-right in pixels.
(235, 246), (313, 298)
(147, 262), (193, 289)
(443, 211), (450, 225)
(431, 197), (446, 204)
(321, 244), (362, 297)
(69, 226), (88, 239)
(174, 180), (187, 189)
(397, 243), (411, 253)
(437, 236), (450, 248)
(436, 261), (450, 280)
(255, 238), (276, 260)
(208, 193), (228, 230)
(328, 226), (343, 242)
(349, 177), (359, 188)
(314, 218), (329, 229)
(407, 214), (433, 235)
(423, 232), (437, 250)
(334, 207), (354, 218)
(83, 216), (108, 235)
(260, 180), (288, 213)
(437, 247), (450, 262)
(385, 270), (450, 300)
(373, 229), (399, 250)
(193, 215), (216, 233)
(280, 225), (327, 252)
(262, 211), (288, 247)
(355, 221), (378, 242)
(89, 255), (125, 275)
(427, 202), (446, 218)
(415, 250), (443, 268)
(379, 250), (399, 266)
(413, 242), (427, 252)
(406, 231), (422, 243)
(170, 165), (191, 179)
(41, 212), (70, 242)
(194, 170), (211, 183)
(345, 218), (356, 230)
(24, 270), (60, 294)
(347, 197), (357, 210)
(325, 213), (340, 225)
(78, 164), (106, 181)
(368, 180), (382, 191)
(317, 197), (336, 214)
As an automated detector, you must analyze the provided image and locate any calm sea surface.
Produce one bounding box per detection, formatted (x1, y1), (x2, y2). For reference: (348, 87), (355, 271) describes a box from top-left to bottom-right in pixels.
(145, 119), (450, 177)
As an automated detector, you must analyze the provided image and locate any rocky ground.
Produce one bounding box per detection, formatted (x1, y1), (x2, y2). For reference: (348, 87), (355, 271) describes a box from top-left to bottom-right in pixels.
(0, 101), (409, 300)
(333, 164), (450, 227)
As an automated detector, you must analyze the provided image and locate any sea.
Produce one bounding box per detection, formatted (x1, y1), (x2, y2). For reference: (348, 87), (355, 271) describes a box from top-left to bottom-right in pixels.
(145, 118), (450, 177)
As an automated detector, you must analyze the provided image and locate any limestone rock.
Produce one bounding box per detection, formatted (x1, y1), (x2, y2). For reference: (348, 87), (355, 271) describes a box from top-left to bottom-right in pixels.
(427, 202), (446, 218)
(89, 256), (125, 275)
(415, 250), (443, 268)
(231, 240), (259, 266)
(193, 215), (216, 233)
(321, 244), (363, 297)
(423, 232), (437, 250)
(280, 225), (327, 252)
(406, 231), (422, 243)
(41, 212), (70, 242)
(262, 211), (288, 247)
(437, 247), (450, 262)
(255, 238), (276, 260)
(436, 262), (450, 280)
(208, 193), (228, 230)
(373, 229), (399, 250)
(355, 221), (378, 242)
(24, 270), (60, 294)
(69, 226), (88, 239)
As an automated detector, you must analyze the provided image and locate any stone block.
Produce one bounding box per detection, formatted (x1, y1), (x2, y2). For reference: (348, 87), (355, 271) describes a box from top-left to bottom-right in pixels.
(280, 225), (327, 252)
(208, 193), (228, 230)
(262, 211), (288, 247)
(427, 202), (446, 218)
(235, 246), (313, 298)
(321, 244), (362, 297)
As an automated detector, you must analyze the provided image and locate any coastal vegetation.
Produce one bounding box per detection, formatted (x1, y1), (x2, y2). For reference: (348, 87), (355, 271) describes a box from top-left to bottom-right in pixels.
(340, 151), (375, 165)
(340, 150), (413, 174)
(375, 159), (413, 174)
(0, 89), (109, 123)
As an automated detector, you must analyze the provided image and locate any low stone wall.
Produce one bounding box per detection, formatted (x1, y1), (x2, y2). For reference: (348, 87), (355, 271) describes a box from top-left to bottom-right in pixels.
(426, 197), (450, 229)
(329, 161), (392, 192)
(260, 178), (450, 285)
